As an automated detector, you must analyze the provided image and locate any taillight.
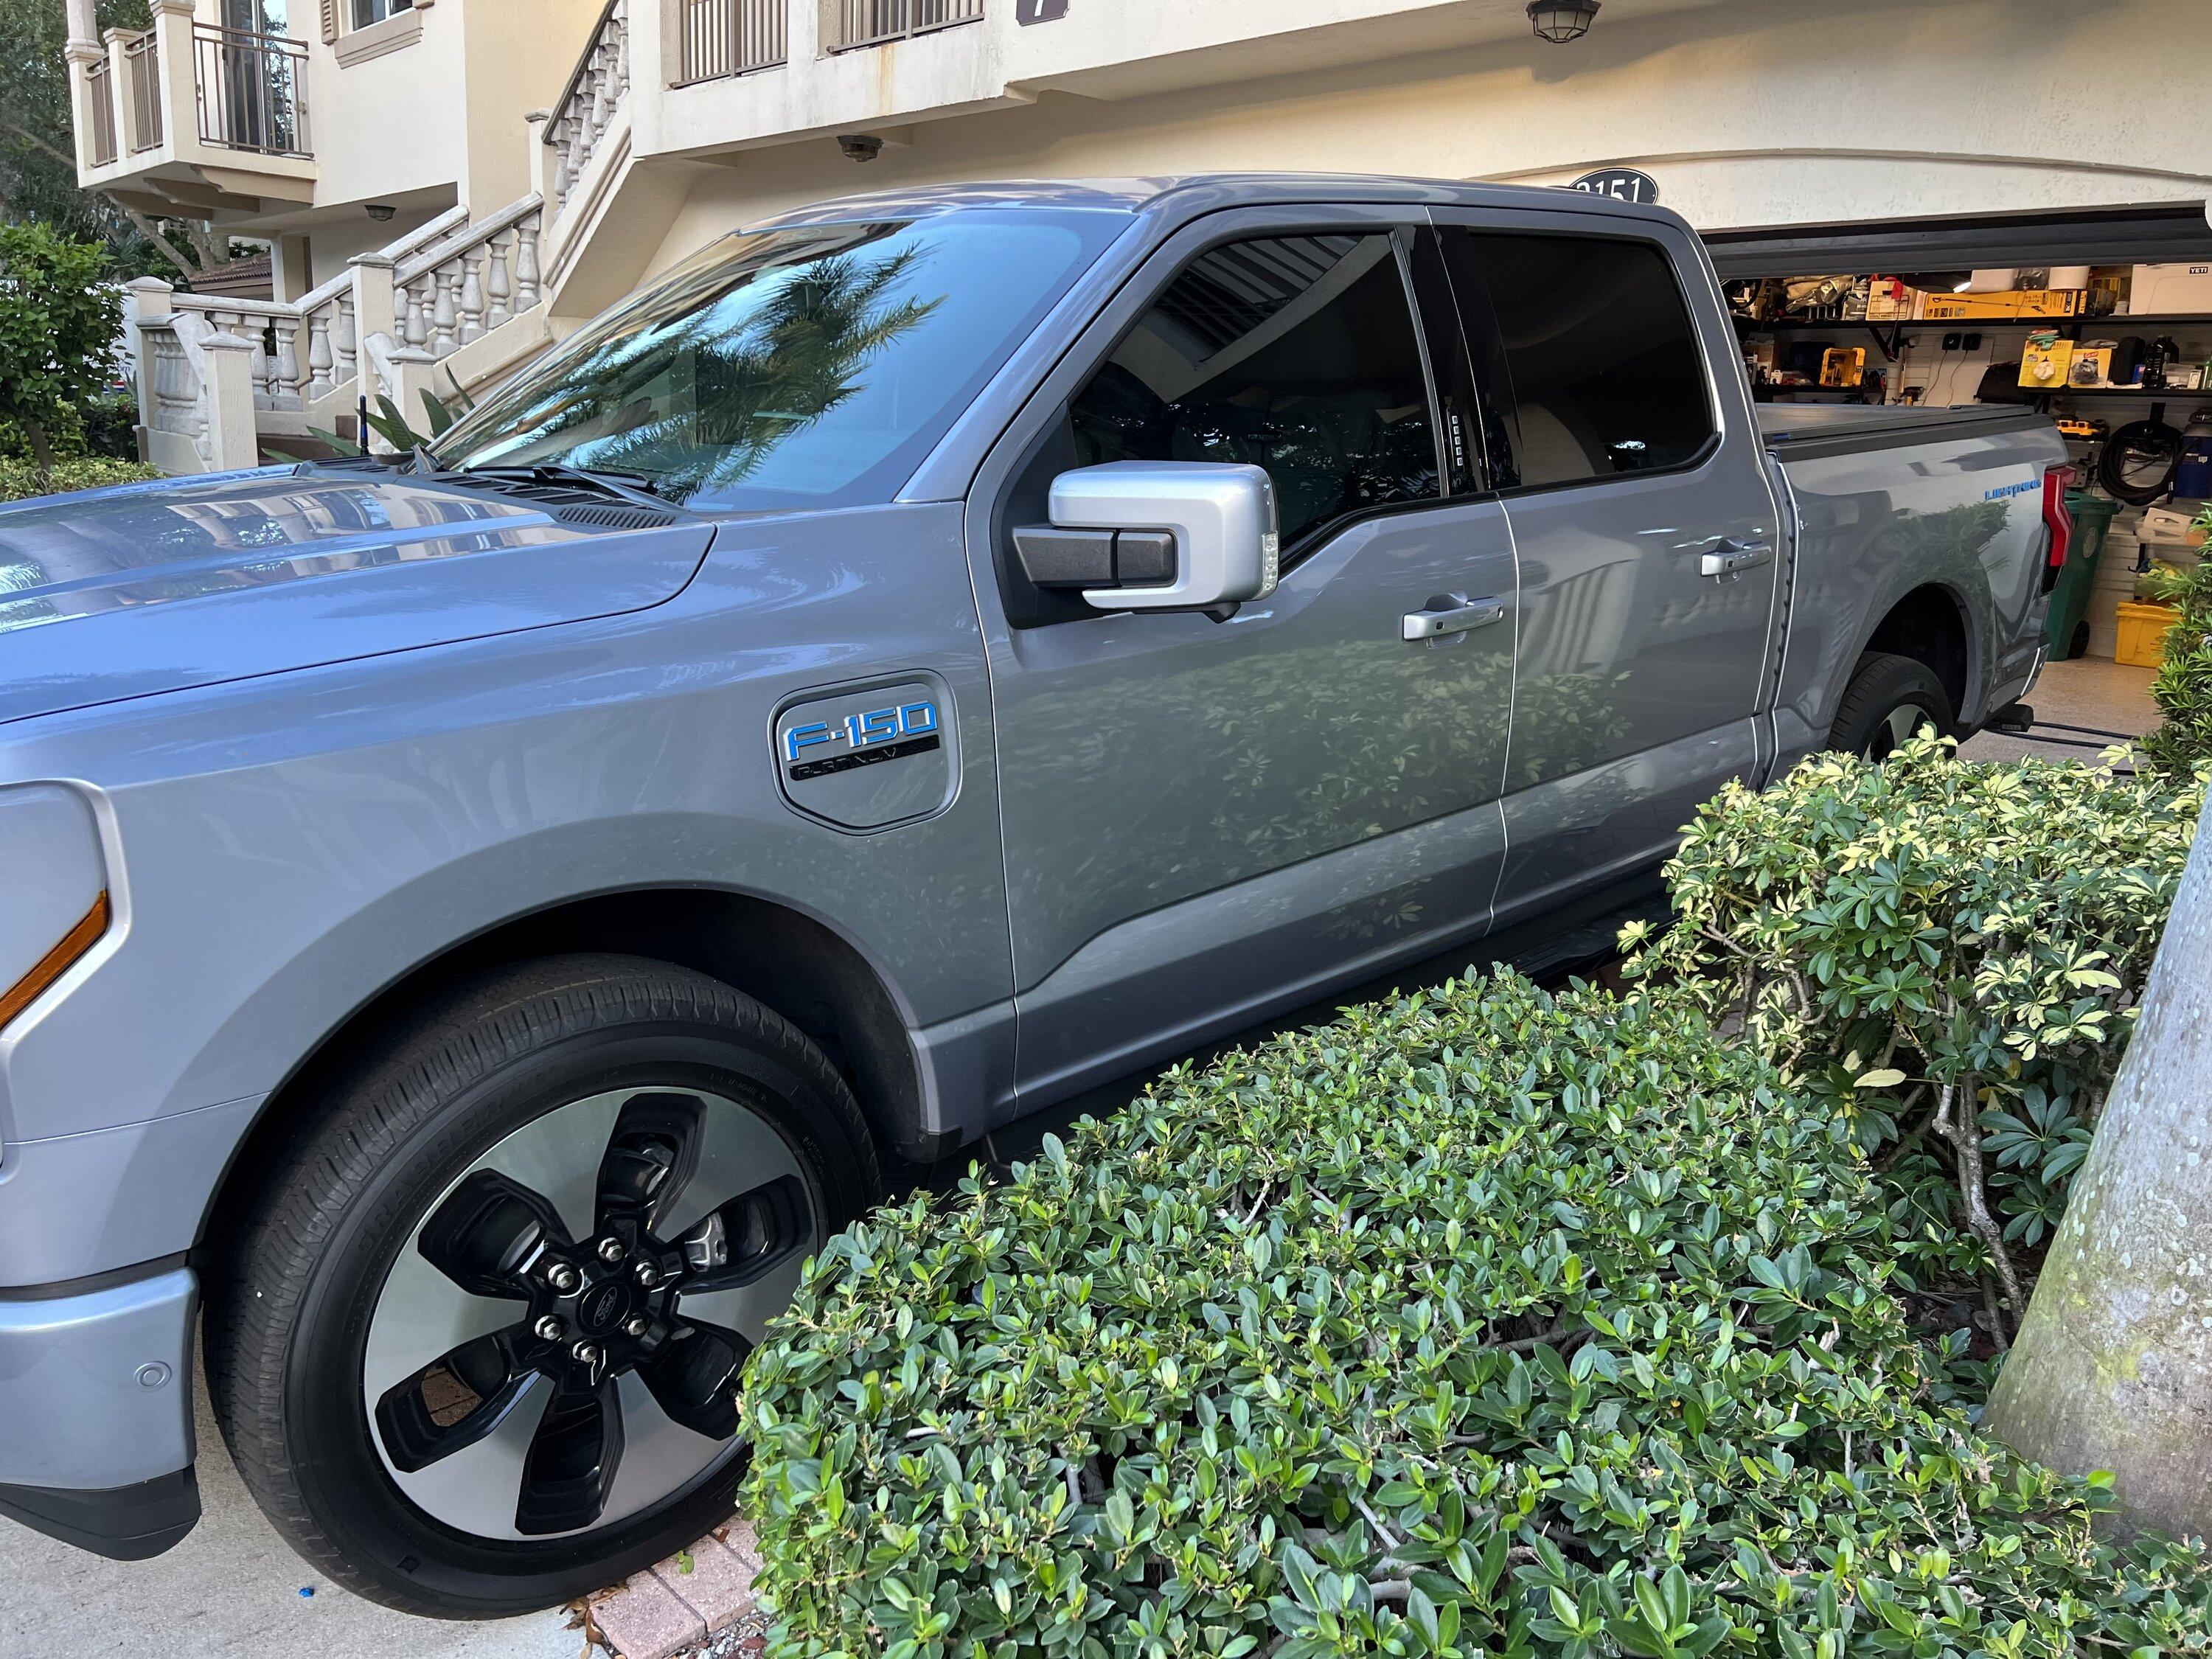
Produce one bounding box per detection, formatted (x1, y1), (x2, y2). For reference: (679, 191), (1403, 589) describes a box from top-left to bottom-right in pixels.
(2040, 465), (2074, 593)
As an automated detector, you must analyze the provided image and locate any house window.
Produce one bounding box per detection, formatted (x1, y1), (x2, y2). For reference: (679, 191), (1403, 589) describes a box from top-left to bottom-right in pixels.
(352, 0), (414, 28)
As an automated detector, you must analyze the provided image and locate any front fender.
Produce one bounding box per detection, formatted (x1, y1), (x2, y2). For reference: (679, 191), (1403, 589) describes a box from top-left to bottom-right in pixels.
(0, 503), (1008, 1280)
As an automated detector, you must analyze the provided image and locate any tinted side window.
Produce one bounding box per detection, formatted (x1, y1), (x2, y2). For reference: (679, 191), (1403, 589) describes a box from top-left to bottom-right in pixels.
(1440, 230), (1714, 490)
(1068, 233), (1440, 546)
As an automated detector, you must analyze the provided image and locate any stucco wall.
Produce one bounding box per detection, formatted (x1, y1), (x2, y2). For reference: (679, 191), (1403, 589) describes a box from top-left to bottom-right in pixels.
(549, 0), (2211, 319)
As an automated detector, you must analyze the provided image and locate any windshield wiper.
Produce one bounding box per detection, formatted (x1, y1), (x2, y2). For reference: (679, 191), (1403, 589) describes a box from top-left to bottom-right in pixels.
(456, 461), (669, 503)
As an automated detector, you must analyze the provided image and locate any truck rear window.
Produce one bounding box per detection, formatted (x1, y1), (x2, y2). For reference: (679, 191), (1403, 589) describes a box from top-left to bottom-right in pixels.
(432, 209), (1124, 511)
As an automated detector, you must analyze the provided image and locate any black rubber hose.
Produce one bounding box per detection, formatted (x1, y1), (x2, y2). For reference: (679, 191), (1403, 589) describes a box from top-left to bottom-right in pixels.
(2098, 417), (2183, 505)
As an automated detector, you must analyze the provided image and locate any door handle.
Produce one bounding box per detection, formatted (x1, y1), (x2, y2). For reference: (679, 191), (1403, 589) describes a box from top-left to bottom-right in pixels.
(1402, 594), (1507, 641)
(1699, 538), (1774, 580)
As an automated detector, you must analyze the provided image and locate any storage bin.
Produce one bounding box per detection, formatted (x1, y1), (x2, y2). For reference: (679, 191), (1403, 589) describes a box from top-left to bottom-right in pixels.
(2115, 600), (2180, 667)
(2046, 491), (2118, 658)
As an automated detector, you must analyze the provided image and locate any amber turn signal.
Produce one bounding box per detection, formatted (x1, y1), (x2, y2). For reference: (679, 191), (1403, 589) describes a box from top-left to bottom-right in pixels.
(0, 891), (110, 1032)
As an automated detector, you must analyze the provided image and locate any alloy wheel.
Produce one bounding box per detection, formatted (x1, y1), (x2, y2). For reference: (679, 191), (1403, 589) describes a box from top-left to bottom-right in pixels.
(361, 1087), (821, 1541)
(1866, 700), (1933, 761)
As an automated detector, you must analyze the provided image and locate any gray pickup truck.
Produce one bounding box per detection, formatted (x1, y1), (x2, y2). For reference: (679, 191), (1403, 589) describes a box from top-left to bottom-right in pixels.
(0, 175), (2065, 1614)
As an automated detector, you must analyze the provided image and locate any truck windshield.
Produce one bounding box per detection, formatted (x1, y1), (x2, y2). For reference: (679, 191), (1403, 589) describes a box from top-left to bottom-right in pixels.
(431, 209), (1121, 510)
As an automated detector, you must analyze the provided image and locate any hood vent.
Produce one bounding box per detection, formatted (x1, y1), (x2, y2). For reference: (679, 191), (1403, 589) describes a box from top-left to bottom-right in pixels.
(417, 465), (681, 530)
(552, 502), (679, 530)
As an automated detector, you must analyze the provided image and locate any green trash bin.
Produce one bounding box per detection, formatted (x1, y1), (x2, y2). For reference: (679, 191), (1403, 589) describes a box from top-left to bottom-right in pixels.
(2045, 490), (2118, 660)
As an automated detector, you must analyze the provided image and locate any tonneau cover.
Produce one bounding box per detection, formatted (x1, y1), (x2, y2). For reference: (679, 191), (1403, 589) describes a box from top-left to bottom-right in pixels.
(1760, 402), (2051, 462)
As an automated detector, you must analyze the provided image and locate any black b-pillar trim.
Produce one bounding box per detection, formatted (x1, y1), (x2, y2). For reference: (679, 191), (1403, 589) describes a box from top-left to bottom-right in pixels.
(0, 1467), (201, 1561)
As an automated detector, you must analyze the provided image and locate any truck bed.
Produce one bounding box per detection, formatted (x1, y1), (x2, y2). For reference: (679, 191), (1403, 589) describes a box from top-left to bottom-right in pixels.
(1759, 401), (2049, 462)
(1759, 399), (2066, 768)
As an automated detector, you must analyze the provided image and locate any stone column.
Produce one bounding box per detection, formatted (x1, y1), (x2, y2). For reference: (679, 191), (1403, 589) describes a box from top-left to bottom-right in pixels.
(382, 348), (443, 453)
(198, 332), (263, 472)
(347, 252), (400, 348)
(63, 30), (107, 171)
(123, 277), (175, 463)
(151, 0), (199, 159)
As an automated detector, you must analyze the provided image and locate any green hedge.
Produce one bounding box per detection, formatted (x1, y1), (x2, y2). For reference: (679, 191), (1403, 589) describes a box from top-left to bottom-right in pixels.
(743, 975), (2212, 1658)
(1624, 737), (2204, 1339)
(2140, 507), (2212, 779)
(0, 456), (161, 502)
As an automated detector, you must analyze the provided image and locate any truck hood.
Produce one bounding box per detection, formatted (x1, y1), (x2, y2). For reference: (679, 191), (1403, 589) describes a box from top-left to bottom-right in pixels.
(0, 467), (713, 726)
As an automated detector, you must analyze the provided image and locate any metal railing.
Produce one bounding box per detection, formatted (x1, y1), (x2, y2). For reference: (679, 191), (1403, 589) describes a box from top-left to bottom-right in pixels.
(678, 0), (785, 84)
(834, 0), (982, 50)
(192, 24), (310, 157)
(124, 29), (162, 152)
(83, 58), (118, 166)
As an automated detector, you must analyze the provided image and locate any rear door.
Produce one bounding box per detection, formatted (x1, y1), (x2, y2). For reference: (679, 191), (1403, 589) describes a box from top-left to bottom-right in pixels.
(964, 208), (1521, 1113)
(1426, 208), (1783, 918)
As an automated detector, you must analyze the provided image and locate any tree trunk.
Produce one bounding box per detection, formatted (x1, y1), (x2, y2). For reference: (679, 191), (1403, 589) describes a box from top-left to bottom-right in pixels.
(1986, 797), (2212, 1535)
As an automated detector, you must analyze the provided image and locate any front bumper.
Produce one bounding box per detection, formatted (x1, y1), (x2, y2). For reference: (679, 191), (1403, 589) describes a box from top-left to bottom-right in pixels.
(0, 1262), (200, 1558)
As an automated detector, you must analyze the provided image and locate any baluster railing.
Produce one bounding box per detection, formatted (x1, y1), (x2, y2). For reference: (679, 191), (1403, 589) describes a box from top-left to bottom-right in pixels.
(381, 195), (547, 371)
(173, 293), (315, 410)
(133, 194), (547, 466)
(144, 323), (204, 442)
(548, 0), (627, 208)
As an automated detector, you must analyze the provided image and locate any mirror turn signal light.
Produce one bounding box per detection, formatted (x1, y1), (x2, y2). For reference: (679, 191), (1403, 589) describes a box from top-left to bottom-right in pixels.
(0, 891), (110, 1032)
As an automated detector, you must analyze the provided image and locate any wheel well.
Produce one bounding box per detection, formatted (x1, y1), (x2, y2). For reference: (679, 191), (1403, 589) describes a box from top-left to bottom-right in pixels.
(1864, 585), (1972, 726)
(200, 890), (925, 1256)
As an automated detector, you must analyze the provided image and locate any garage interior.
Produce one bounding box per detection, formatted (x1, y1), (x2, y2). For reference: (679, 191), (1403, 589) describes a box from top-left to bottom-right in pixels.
(1705, 201), (2209, 747)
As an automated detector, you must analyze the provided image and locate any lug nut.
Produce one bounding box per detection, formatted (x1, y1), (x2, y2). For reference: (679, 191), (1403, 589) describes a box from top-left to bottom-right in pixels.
(535, 1315), (566, 1342)
(546, 1262), (582, 1293)
(624, 1315), (650, 1338)
(572, 1341), (603, 1367)
(633, 1262), (661, 1289)
(597, 1238), (626, 1265)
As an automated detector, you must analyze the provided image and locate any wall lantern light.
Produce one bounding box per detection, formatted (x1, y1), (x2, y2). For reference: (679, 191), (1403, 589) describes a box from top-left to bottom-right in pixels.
(1527, 0), (1600, 43)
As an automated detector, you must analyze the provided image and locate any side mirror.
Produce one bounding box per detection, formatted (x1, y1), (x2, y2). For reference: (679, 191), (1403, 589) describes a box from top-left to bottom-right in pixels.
(1013, 462), (1280, 613)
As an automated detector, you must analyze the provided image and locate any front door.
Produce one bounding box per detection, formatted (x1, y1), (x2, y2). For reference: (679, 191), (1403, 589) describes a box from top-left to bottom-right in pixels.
(967, 212), (1521, 1111)
(1427, 209), (1784, 917)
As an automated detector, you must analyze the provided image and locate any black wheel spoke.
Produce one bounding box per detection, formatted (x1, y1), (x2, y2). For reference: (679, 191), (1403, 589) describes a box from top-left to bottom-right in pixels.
(640, 1319), (750, 1441)
(595, 1093), (706, 1237)
(515, 1377), (626, 1535)
(675, 1173), (812, 1293)
(418, 1170), (571, 1298)
(375, 1327), (536, 1473)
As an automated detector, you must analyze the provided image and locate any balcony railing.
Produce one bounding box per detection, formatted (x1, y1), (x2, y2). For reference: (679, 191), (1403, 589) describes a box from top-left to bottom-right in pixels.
(677, 0), (785, 85)
(834, 0), (983, 51)
(123, 29), (161, 153)
(83, 57), (118, 165)
(192, 24), (310, 157)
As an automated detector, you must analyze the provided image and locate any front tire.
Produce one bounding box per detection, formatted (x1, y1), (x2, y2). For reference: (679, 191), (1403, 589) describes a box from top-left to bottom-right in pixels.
(206, 955), (878, 1618)
(1826, 652), (1954, 761)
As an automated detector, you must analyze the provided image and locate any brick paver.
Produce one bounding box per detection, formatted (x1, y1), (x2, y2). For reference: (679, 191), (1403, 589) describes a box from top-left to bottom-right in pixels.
(652, 1532), (759, 1632)
(590, 1568), (708, 1659)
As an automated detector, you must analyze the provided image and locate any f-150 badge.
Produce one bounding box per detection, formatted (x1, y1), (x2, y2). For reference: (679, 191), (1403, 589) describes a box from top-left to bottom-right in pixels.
(773, 678), (954, 831)
(782, 699), (940, 780)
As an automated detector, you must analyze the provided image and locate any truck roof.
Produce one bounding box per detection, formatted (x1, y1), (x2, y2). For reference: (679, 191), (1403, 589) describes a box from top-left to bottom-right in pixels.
(748, 172), (1686, 234)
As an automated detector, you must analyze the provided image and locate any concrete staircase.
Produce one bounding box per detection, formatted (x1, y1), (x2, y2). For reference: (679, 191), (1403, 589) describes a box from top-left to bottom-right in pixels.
(127, 195), (556, 473)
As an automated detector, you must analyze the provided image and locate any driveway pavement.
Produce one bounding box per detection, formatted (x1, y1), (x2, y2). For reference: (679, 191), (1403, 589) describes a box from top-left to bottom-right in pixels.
(0, 1374), (580, 1659)
(1956, 655), (2160, 763)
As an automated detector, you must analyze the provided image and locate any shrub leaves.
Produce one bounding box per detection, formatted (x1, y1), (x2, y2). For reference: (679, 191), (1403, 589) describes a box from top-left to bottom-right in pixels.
(742, 976), (2212, 1658)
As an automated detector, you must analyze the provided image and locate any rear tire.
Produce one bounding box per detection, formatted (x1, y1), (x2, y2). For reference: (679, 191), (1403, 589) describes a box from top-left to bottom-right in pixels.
(206, 955), (878, 1618)
(1826, 652), (1954, 760)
